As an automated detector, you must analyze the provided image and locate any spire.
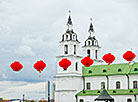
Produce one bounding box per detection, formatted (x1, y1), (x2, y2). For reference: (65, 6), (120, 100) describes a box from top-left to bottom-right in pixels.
(67, 10), (73, 30)
(88, 18), (95, 37)
(95, 89), (114, 101)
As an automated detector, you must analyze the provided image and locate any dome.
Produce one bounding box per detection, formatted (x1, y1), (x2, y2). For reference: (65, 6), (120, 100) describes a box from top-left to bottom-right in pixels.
(84, 36), (99, 47)
(61, 29), (79, 42)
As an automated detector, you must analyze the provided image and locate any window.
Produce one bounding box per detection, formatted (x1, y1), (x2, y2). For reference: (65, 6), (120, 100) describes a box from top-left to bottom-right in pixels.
(101, 82), (105, 89)
(95, 41), (97, 46)
(73, 35), (75, 39)
(127, 99), (132, 102)
(118, 69), (122, 72)
(74, 45), (76, 54)
(80, 99), (84, 102)
(130, 90), (133, 93)
(87, 49), (90, 57)
(75, 62), (78, 71)
(88, 70), (92, 73)
(86, 82), (91, 90)
(95, 50), (98, 59)
(133, 81), (137, 89)
(66, 35), (68, 40)
(103, 69), (106, 72)
(88, 41), (91, 45)
(62, 35), (64, 41)
(134, 68), (138, 71)
(92, 40), (94, 46)
(64, 45), (68, 54)
(116, 81), (120, 89)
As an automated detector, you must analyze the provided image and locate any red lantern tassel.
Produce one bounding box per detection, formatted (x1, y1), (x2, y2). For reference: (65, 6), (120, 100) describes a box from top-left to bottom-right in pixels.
(39, 71), (41, 78)
(129, 62), (131, 69)
(108, 63), (110, 71)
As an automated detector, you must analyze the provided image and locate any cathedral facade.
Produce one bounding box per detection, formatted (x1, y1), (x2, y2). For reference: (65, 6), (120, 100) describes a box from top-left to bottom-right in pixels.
(55, 12), (138, 102)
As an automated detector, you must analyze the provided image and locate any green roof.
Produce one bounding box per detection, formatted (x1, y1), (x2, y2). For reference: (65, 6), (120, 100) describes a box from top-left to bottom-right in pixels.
(76, 89), (138, 96)
(83, 62), (138, 77)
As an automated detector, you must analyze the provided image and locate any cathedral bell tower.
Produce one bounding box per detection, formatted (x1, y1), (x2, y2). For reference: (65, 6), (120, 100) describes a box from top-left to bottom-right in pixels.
(57, 11), (82, 75)
(82, 18), (102, 63)
(55, 11), (83, 102)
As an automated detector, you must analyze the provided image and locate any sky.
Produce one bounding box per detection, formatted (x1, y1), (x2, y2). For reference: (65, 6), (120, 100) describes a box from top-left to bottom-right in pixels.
(0, 0), (138, 100)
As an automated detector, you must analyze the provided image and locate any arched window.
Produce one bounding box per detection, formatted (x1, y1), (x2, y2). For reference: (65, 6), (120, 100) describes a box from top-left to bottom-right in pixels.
(66, 35), (68, 40)
(101, 82), (105, 89)
(127, 99), (132, 102)
(75, 62), (78, 71)
(80, 99), (84, 102)
(133, 81), (137, 89)
(92, 40), (94, 46)
(95, 40), (97, 46)
(73, 35), (75, 40)
(62, 35), (64, 41)
(116, 81), (120, 89)
(118, 69), (122, 72)
(95, 50), (98, 59)
(74, 45), (76, 54)
(88, 41), (91, 45)
(86, 82), (91, 90)
(95, 41), (97, 46)
(87, 49), (90, 57)
(64, 45), (68, 54)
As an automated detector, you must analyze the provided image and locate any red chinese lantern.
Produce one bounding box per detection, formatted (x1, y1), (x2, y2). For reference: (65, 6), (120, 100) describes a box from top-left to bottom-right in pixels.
(59, 58), (71, 70)
(123, 51), (136, 62)
(102, 53), (115, 71)
(123, 51), (136, 69)
(10, 61), (23, 72)
(33, 60), (46, 77)
(81, 56), (94, 67)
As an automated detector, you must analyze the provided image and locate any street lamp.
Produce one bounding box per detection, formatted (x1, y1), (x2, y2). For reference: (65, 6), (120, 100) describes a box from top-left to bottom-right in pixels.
(23, 94), (25, 102)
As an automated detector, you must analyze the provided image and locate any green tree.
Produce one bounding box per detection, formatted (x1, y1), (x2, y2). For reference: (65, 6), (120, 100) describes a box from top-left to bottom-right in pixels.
(30, 100), (35, 102)
(0, 98), (3, 102)
(25, 100), (29, 102)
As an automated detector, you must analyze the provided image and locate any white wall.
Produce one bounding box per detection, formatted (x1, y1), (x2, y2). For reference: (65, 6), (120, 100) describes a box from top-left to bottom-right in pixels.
(55, 91), (77, 102)
(129, 75), (138, 89)
(56, 56), (82, 75)
(78, 95), (136, 102)
(109, 75), (128, 89)
(85, 76), (107, 90)
(82, 46), (101, 60)
(59, 40), (81, 56)
(45, 81), (55, 100)
(56, 76), (83, 91)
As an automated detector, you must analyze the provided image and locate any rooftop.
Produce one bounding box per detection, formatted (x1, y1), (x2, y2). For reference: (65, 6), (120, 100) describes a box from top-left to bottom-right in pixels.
(82, 62), (138, 77)
(76, 89), (138, 96)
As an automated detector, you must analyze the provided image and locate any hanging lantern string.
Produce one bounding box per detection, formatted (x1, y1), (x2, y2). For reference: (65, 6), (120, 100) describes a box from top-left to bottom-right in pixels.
(129, 61), (131, 69)
(123, 51), (136, 69)
(108, 63), (110, 71)
(102, 53), (115, 71)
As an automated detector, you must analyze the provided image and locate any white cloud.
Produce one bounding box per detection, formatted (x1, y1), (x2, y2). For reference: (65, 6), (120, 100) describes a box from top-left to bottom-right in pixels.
(0, 0), (138, 99)
(14, 45), (35, 56)
(1, 73), (7, 79)
(0, 81), (45, 100)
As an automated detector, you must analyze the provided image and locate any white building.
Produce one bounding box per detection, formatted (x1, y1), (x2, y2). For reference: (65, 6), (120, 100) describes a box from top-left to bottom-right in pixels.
(45, 80), (55, 101)
(55, 11), (138, 102)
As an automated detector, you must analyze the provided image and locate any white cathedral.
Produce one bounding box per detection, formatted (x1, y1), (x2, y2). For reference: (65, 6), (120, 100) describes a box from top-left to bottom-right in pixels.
(55, 11), (138, 102)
